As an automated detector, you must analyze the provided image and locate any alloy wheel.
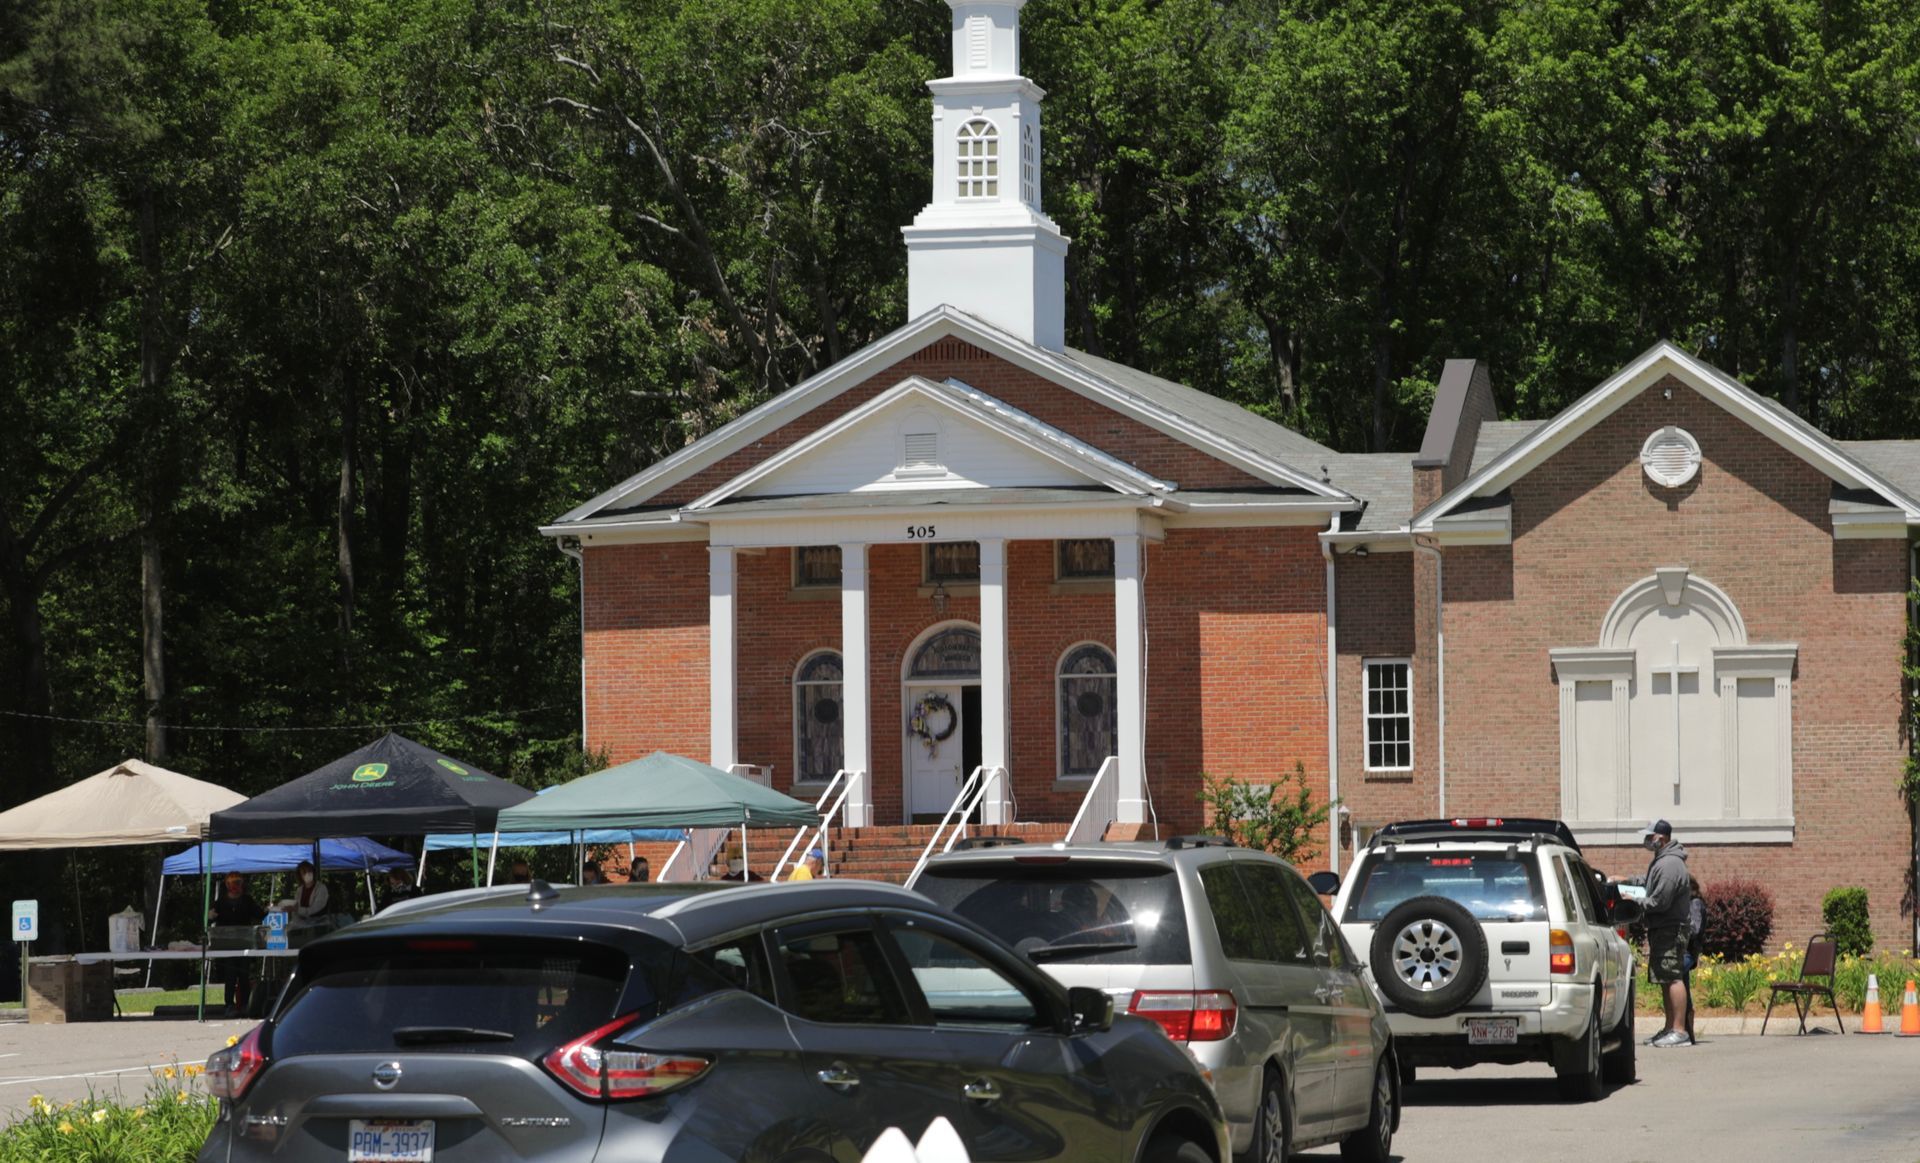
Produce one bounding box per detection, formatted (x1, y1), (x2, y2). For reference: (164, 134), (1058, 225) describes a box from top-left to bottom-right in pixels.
(1390, 918), (1464, 991)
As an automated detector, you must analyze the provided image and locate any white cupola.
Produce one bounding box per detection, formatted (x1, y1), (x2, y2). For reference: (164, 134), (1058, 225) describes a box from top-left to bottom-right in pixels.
(902, 0), (1070, 351)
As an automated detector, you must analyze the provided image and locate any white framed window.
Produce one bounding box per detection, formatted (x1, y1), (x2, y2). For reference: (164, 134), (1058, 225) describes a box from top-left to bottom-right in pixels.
(957, 119), (999, 199)
(793, 651), (844, 783)
(1363, 659), (1412, 771)
(1058, 643), (1116, 777)
(1021, 123), (1036, 205)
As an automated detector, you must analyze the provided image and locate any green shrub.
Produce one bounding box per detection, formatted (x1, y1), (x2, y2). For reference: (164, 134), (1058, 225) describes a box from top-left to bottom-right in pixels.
(1700, 878), (1773, 961)
(1196, 762), (1334, 864)
(1821, 887), (1872, 958)
(0, 1073), (216, 1162)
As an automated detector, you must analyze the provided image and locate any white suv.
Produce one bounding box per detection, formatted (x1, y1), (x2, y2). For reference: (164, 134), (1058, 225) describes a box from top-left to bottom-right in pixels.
(1312, 818), (1639, 1101)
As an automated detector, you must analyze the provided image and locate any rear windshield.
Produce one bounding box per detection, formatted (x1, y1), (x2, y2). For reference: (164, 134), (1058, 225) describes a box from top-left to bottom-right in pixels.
(270, 939), (638, 1058)
(916, 861), (1191, 966)
(1344, 852), (1547, 923)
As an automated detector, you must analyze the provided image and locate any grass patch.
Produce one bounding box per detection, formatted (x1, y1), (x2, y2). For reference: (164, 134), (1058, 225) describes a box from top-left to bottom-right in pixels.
(112, 988), (224, 1016)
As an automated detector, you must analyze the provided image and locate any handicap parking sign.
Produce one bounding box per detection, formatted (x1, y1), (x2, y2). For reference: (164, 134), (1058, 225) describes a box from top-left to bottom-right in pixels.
(11, 900), (36, 943)
(264, 910), (288, 950)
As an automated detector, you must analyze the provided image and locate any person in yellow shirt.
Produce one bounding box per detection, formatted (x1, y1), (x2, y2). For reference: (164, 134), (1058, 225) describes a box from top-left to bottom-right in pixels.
(790, 847), (825, 881)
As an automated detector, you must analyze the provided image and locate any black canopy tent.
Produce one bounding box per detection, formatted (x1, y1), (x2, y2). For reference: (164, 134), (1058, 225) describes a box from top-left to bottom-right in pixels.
(207, 732), (534, 848)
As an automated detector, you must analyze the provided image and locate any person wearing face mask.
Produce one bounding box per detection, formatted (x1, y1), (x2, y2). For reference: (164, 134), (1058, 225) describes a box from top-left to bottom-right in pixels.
(289, 860), (331, 921)
(1638, 820), (1692, 1048)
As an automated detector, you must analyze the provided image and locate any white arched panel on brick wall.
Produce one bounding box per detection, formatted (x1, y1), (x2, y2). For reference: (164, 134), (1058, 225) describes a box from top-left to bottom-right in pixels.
(1550, 568), (1796, 845)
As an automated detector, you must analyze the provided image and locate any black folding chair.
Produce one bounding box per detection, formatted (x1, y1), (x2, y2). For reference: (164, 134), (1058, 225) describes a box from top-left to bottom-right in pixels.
(1761, 933), (1845, 1035)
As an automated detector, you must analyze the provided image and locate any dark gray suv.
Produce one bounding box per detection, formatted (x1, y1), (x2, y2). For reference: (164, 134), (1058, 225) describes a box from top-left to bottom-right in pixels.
(199, 880), (1227, 1163)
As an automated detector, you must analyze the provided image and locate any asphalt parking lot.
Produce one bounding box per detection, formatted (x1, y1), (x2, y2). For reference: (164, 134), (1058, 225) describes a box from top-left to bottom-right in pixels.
(1300, 1024), (1920, 1163)
(6, 1016), (1920, 1160)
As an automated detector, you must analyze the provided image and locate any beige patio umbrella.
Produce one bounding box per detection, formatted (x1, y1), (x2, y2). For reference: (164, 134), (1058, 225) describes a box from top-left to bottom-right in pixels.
(0, 758), (244, 849)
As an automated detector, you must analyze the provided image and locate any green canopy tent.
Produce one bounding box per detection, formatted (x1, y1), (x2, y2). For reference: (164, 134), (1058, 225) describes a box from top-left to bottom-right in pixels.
(494, 752), (820, 879)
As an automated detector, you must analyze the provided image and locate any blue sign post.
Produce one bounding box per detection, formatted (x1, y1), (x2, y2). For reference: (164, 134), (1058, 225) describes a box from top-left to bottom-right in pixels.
(12, 901), (36, 1008)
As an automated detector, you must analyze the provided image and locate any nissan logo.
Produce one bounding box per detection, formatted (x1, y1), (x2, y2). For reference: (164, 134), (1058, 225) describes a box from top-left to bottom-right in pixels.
(372, 1062), (403, 1090)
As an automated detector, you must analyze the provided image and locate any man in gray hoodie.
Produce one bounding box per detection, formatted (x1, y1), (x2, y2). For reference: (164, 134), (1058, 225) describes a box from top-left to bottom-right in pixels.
(1640, 819), (1692, 1047)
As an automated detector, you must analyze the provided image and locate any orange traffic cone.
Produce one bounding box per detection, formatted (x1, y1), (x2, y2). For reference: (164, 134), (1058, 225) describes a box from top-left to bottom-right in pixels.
(1860, 974), (1885, 1034)
(1896, 980), (1920, 1037)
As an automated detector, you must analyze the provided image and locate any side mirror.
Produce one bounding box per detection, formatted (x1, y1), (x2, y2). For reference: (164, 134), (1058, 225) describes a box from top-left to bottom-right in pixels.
(1306, 870), (1341, 896)
(1608, 896), (1644, 926)
(1066, 986), (1113, 1034)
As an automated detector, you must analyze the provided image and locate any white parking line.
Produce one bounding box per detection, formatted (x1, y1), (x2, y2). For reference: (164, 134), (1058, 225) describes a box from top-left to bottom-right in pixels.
(0, 1063), (179, 1088)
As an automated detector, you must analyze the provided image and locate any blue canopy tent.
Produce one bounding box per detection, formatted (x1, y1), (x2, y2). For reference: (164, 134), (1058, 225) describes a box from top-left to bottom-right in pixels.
(163, 837), (412, 876)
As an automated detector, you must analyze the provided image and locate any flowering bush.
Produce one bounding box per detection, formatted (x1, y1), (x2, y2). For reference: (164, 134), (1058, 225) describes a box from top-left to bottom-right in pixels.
(0, 1065), (216, 1162)
(1700, 878), (1774, 961)
(1634, 946), (1920, 1016)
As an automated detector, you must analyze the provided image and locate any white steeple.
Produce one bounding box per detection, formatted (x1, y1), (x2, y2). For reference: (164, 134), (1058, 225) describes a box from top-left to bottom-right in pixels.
(902, 0), (1069, 351)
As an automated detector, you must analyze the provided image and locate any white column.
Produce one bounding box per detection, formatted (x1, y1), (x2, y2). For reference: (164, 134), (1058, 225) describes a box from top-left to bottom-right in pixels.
(1114, 534), (1147, 823)
(978, 538), (1011, 825)
(708, 545), (738, 770)
(839, 543), (872, 828)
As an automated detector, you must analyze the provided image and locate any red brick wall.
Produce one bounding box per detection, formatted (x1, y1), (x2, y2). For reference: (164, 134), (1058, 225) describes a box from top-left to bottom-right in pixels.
(651, 338), (1267, 506)
(1146, 526), (1331, 838)
(1437, 375), (1910, 948)
(582, 541), (709, 764)
(1334, 551), (1430, 840)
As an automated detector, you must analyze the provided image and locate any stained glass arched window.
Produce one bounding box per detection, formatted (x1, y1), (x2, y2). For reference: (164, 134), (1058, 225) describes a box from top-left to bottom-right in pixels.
(794, 651), (844, 782)
(909, 627), (981, 678)
(1058, 644), (1116, 777)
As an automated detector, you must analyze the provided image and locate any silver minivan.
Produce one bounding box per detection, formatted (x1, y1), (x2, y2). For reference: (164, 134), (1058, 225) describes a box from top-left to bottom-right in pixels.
(916, 836), (1398, 1163)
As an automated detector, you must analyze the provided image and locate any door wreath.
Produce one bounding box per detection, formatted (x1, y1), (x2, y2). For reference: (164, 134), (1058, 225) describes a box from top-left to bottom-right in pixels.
(908, 692), (958, 757)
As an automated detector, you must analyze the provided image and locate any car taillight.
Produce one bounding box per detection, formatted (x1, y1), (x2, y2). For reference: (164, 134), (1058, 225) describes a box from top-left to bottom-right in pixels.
(1128, 990), (1237, 1043)
(205, 1024), (267, 1101)
(1549, 928), (1575, 974)
(542, 1013), (711, 1100)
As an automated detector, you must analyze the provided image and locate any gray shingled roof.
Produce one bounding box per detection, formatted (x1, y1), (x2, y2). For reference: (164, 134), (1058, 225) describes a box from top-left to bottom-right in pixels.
(1327, 454), (1416, 533)
(1063, 348), (1345, 477)
(1840, 442), (1920, 508)
(1470, 421), (1543, 476)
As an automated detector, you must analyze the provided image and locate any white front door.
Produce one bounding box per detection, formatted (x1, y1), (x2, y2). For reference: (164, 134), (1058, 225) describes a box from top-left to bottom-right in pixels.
(907, 684), (966, 819)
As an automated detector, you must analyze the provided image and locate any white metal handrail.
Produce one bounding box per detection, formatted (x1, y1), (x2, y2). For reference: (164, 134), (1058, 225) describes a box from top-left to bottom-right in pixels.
(772, 769), (863, 881)
(903, 765), (1005, 890)
(658, 826), (730, 883)
(1064, 756), (1120, 845)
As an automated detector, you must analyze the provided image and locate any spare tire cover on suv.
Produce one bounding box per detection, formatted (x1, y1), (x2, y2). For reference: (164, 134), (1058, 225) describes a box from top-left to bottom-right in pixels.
(1369, 895), (1488, 1018)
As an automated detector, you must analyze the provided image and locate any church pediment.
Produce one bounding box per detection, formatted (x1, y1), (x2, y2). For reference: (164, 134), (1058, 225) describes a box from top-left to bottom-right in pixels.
(683, 375), (1172, 511)
(1414, 341), (1920, 538)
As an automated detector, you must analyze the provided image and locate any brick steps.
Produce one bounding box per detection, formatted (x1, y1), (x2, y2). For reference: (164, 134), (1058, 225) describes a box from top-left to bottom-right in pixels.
(708, 821), (1075, 885)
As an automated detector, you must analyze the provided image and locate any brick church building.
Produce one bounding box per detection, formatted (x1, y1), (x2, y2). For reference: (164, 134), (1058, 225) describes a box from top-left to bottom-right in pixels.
(544, 0), (1919, 946)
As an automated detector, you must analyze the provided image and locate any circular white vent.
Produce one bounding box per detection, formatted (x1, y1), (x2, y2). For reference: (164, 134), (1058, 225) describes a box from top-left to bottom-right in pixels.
(1640, 426), (1701, 488)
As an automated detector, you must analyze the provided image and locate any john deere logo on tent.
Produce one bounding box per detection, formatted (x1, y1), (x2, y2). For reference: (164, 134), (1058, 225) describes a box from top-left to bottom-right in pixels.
(436, 759), (468, 776)
(351, 763), (389, 783)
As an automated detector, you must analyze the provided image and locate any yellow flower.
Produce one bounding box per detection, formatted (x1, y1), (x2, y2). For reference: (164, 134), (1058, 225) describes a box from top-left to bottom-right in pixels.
(162, 1065), (177, 1080)
(91, 1109), (107, 1124)
(226, 1035), (240, 1047)
(132, 1107), (146, 1119)
(28, 1094), (45, 1113)
(56, 1121), (72, 1134)
(185, 1063), (205, 1078)
(176, 1091), (192, 1104)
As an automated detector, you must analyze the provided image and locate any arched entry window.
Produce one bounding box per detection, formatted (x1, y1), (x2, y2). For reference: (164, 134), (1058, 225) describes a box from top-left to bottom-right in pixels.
(909, 626), (981, 678)
(1058, 644), (1116, 777)
(956, 119), (999, 199)
(794, 651), (844, 782)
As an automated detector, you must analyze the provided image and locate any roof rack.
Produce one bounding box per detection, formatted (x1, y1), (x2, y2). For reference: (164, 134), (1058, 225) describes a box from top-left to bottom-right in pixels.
(1165, 834), (1235, 851)
(1368, 817), (1581, 853)
(951, 835), (1028, 851)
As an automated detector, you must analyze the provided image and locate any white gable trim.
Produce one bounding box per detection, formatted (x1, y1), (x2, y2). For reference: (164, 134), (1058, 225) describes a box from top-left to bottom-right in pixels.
(682, 376), (1173, 511)
(1412, 341), (1920, 532)
(554, 305), (1349, 527)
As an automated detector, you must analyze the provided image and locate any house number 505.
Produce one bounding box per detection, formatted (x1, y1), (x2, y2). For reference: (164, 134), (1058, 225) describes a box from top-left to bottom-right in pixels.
(906, 524), (936, 539)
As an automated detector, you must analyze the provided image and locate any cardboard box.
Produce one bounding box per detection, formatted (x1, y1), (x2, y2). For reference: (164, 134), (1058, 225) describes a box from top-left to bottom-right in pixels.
(27, 960), (113, 1023)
